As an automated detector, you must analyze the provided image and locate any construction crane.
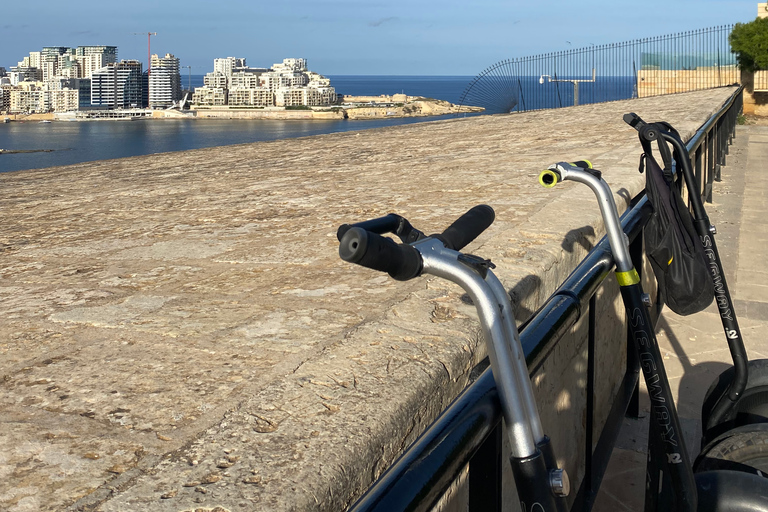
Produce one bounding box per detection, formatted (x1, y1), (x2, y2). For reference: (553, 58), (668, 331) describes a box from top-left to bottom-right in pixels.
(133, 32), (157, 75)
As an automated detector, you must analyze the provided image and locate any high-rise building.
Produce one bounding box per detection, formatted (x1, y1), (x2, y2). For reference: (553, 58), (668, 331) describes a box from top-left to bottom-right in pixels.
(91, 60), (144, 109)
(148, 53), (181, 108)
(9, 67), (43, 85)
(19, 52), (42, 69)
(40, 47), (73, 81)
(213, 57), (246, 77)
(75, 46), (118, 79)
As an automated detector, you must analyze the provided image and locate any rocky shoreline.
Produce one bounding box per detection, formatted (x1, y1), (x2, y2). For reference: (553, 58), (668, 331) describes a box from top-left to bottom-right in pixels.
(5, 98), (483, 123)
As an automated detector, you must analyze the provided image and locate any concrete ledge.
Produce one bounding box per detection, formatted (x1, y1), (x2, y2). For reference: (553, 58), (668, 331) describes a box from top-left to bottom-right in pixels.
(0, 87), (737, 511)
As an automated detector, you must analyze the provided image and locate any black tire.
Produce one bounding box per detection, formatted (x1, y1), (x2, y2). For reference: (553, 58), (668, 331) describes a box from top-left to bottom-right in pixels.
(701, 358), (768, 445)
(694, 423), (768, 476)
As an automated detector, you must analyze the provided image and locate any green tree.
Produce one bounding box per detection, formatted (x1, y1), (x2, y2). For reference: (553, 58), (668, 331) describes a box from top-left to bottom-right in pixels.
(730, 17), (768, 72)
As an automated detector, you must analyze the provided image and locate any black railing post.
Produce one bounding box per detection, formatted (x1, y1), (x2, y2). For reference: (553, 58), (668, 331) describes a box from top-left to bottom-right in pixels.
(707, 127), (715, 202)
(468, 423), (502, 512)
(693, 144), (703, 208)
(584, 294), (597, 508)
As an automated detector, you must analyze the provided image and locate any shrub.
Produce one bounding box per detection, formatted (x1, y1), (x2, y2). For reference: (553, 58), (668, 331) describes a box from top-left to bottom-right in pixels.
(730, 17), (768, 72)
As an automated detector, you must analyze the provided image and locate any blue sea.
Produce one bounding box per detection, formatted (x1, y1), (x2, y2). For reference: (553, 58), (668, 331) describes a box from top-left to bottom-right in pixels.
(0, 75), (635, 173)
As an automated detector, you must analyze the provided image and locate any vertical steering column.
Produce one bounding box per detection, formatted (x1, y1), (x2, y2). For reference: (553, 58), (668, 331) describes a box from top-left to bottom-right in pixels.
(539, 161), (698, 512)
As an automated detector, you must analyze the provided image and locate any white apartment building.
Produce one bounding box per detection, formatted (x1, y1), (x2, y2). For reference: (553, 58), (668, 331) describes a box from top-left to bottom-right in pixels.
(213, 57), (246, 77)
(192, 71), (228, 105)
(228, 87), (274, 107)
(230, 70), (263, 89)
(20, 52), (42, 69)
(274, 86), (337, 107)
(306, 86), (337, 106)
(149, 67), (176, 108)
(9, 82), (45, 113)
(49, 89), (80, 112)
(204, 71), (228, 88)
(260, 73), (295, 92)
(273, 58), (307, 72)
(148, 53), (181, 108)
(192, 87), (227, 106)
(306, 71), (331, 87)
(191, 57), (336, 108)
(76, 46), (118, 79)
(274, 87), (305, 107)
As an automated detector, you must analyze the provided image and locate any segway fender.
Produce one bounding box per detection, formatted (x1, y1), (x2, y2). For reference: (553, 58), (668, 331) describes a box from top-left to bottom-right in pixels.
(695, 470), (768, 511)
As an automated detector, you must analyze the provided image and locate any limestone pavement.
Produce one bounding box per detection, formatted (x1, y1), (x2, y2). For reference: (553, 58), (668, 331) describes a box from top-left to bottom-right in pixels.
(0, 87), (740, 511)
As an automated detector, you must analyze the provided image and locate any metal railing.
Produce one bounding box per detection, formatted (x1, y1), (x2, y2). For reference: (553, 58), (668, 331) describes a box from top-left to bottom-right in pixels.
(459, 26), (738, 114)
(348, 87), (743, 512)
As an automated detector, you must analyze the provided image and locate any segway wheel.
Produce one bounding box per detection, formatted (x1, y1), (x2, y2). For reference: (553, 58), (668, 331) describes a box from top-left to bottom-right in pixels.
(695, 470), (768, 511)
(701, 359), (768, 443)
(694, 423), (768, 476)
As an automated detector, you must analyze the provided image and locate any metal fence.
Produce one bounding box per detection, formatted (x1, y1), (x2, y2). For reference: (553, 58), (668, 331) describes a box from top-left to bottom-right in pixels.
(349, 87), (743, 512)
(458, 25), (738, 114)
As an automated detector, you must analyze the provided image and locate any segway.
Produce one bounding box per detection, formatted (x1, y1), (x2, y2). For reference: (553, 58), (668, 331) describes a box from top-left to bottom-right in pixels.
(624, 114), (768, 471)
(338, 206), (570, 512)
(539, 160), (768, 510)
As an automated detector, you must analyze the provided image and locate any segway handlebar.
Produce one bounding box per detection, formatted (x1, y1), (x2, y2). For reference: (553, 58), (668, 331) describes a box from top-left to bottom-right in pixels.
(434, 204), (495, 251)
(623, 112), (663, 142)
(538, 161), (634, 273)
(338, 228), (423, 281)
(337, 205), (495, 281)
(538, 160), (597, 188)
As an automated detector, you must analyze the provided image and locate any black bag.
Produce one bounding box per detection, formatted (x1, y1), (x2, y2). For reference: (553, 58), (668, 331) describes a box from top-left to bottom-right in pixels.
(639, 129), (714, 316)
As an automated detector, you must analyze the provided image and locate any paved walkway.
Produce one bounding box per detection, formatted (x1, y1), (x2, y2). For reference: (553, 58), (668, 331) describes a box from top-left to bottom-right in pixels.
(594, 123), (768, 511)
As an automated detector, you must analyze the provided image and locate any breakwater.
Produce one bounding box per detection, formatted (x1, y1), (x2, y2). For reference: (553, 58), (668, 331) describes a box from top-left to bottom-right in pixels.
(0, 87), (738, 511)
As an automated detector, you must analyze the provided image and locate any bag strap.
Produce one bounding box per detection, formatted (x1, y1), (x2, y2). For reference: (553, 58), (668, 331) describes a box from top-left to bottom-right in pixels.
(637, 123), (675, 183)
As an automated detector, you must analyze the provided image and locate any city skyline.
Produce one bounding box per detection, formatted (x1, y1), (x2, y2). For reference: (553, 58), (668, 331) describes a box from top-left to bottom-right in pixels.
(1, 0), (757, 76)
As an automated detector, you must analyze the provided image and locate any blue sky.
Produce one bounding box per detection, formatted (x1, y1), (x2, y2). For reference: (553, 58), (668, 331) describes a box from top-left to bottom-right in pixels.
(0, 1), (757, 75)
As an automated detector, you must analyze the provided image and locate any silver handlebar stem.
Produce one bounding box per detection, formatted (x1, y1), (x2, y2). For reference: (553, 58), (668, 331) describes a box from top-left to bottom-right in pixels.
(485, 272), (545, 443)
(415, 238), (539, 458)
(550, 163), (634, 272)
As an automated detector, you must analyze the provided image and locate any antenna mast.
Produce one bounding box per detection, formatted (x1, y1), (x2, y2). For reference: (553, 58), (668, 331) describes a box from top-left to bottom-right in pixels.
(182, 65), (192, 92)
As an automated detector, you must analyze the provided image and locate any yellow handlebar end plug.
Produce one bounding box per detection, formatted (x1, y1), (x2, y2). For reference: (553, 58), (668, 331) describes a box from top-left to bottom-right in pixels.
(539, 170), (559, 188)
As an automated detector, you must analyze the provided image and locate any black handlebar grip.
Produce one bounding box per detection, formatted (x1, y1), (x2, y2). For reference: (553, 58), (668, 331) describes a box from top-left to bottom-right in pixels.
(623, 113), (659, 141)
(339, 227), (423, 281)
(434, 204), (495, 251)
(623, 112), (644, 128)
(336, 213), (402, 241)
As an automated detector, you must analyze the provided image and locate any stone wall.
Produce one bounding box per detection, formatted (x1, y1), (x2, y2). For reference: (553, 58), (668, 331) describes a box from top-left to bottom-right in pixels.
(0, 87), (738, 512)
(637, 67), (741, 98)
